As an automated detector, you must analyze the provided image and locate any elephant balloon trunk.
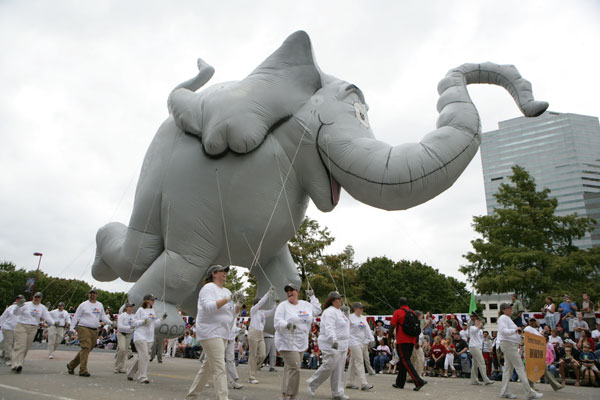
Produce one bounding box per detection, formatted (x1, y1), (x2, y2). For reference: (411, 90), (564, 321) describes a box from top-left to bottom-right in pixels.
(318, 62), (548, 211)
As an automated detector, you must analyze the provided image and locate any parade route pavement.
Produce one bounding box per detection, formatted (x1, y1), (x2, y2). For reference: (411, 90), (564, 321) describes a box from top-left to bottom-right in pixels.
(0, 346), (597, 400)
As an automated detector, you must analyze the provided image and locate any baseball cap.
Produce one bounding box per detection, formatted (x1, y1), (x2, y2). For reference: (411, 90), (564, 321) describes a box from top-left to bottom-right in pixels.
(33, 292), (43, 298)
(500, 303), (512, 311)
(284, 283), (299, 291)
(16, 294), (25, 300)
(89, 288), (98, 294)
(206, 264), (230, 277)
(58, 302), (65, 307)
(143, 294), (157, 301)
(124, 302), (135, 308)
(352, 302), (364, 309)
(327, 291), (342, 299)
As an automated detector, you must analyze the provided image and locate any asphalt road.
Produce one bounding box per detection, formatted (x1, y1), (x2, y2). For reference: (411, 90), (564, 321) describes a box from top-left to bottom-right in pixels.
(0, 345), (597, 400)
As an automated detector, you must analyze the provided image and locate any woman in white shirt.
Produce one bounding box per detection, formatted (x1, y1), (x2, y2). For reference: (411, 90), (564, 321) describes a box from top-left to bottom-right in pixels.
(127, 294), (166, 383)
(346, 302), (374, 391)
(468, 315), (494, 385)
(115, 302), (135, 373)
(247, 288), (276, 384)
(186, 265), (244, 400)
(541, 296), (557, 330)
(306, 291), (349, 400)
(274, 283), (321, 400)
(497, 303), (542, 399)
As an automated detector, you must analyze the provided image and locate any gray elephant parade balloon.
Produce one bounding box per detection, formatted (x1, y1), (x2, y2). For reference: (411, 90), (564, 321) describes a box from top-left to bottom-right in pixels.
(91, 31), (548, 337)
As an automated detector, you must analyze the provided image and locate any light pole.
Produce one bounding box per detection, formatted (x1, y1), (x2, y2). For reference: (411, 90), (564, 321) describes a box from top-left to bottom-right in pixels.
(30, 252), (43, 300)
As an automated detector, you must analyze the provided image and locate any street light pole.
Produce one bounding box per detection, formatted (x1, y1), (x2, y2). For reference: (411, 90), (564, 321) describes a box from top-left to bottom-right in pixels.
(30, 252), (43, 300)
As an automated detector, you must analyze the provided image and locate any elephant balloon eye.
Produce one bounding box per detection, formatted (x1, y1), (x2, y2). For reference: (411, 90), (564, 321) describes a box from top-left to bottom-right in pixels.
(353, 102), (369, 128)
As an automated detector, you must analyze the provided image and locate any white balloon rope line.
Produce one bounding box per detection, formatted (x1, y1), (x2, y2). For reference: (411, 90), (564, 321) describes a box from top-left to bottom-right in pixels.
(215, 169), (233, 267)
(242, 233), (276, 290)
(268, 136), (313, 292)
(160, 203), (171, 316)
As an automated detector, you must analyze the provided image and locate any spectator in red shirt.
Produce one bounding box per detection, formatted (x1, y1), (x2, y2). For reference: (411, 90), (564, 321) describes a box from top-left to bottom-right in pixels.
(388, 297), (427, 391)
(429, 335), (446, 376)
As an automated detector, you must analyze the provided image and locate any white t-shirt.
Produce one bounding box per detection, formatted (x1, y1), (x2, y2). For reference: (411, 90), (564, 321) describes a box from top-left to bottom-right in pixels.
(228, 325), (241, 341)
(348, 313), (374, 347)
(49, 309), (71, 327)
(468, 326), (484, 348)
(249, 292), (275, 331)
(548, 335), (563, 347)
(543, 303), (555, 318)
(195, 282), (234, 341)
(117, 311), (136, 334)
(524, 326), (543, 337)
(13, 301), (55, 326)
(132, 307), (161, 343)
(591, 329), (600, 341)
(318, 306), (350, 353)
(459, 328), (469, 342)
(0, 304), (19, 330)
(71, 300), (111, 329)
(497, 314), (521, 344)
(274, 296), (321, 352)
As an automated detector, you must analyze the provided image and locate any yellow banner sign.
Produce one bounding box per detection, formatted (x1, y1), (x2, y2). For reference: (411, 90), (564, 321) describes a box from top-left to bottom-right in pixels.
(524, 332), (546, 382)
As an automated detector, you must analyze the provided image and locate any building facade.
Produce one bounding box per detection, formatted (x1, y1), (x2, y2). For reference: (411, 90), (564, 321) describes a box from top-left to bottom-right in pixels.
(480, 112), (600, 249)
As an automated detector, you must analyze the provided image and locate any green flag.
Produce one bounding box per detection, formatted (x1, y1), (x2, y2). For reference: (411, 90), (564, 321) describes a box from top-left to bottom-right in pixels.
(469, 291), (477, 314)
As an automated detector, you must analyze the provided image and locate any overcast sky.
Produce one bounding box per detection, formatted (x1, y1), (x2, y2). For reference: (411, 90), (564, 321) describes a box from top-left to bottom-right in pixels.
(1, 0), (599, 295)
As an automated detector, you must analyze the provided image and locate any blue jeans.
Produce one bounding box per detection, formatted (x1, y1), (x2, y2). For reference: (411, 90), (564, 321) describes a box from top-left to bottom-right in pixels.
(374, 355), (390, 372)
(309, 355), (318, 369)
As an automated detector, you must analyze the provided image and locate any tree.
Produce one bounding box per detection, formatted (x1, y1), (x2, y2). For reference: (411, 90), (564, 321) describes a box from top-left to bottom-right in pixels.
(460, 165), (598, 307)
(359, 257), (471, 315)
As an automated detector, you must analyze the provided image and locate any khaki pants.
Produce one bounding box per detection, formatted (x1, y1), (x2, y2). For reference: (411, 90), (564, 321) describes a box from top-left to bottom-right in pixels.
(2, 329), (15, 363)
(346, 345), (368, 387)
(115, 332), (132, 372)
(307, 349), (346, 397)
(225, 339), (239, 383)
(248, 328), (265, 380)
(280, 350), (303, 397)
(128, 340), (150, 381)
(47, 326), (65, 356)
(68, 326), (98, 374)
(186, 337), (229, 400)
(362, 343), (375, 374)
(499, 341), (536, 397)
(11, 324), (38, 368)
(470, 347), (492, 384)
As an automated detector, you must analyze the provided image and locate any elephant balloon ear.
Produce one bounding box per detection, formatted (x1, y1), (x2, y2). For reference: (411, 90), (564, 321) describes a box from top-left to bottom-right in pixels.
(170, 30), (323, 155)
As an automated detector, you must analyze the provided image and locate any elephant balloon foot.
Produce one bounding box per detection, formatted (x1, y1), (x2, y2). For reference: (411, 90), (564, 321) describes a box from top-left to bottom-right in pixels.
(132, 298), (185, 339)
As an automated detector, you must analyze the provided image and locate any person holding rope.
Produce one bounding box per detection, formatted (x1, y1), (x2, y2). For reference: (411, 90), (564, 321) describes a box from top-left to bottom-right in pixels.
(186, 264), (245, 400)
(497, 303), (543, 399)
(247, 287), (277, 384)
(346, 301), (374, 391)
(114, 302), (135, 373)
(274, 283), (321, 400)
(47, 301), (70, 359)
(306, 291), (350, 400)
(67, 288), (113, 377)
(10, 292), (55, 373)
(0, 294), (24, 365)
(388, 297), (427, 391)
(468, 314), (494, 385)
(127, 294), (167, 383)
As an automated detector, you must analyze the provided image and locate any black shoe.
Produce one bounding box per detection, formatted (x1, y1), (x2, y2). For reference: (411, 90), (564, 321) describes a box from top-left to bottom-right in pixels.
(392, 384), (403, 389)
(143, 380), (149, 384)
(127, 377), (133, 381)
(127, 354), (134, 360)
(67, 364), (74, 375)
(79, 372), (90, 377)
(414, 381), (428, 391)
(158, 360), (162, 363)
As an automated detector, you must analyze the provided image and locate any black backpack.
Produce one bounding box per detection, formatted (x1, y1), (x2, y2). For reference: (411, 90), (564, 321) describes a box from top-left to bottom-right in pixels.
(400, 308), (421, 337)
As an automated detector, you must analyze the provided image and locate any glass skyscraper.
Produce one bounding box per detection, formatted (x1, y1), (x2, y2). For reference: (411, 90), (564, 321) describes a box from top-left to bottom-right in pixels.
(480, 111), (600, 249)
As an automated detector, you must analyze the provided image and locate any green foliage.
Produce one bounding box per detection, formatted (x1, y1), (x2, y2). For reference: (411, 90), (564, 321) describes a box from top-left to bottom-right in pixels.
(359, 256), (471, 315)
(460, 165), (599, 307)
(0, 265), (127, 312)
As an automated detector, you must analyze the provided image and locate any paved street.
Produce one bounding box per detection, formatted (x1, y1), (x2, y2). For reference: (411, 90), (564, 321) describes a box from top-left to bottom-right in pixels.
(0, 346), (597, 400)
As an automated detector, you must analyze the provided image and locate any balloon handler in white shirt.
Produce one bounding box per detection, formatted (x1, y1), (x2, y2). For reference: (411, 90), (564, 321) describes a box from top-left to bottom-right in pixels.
(248, 286), (277, 384)
(67, 288), (114, 377)
(307, 291), (350, 400)
(345, 301), (374, 391)
(47, 301), (71, 359)
(186, 265), (245, 400)
(497, 303), (543, 399)
(468, 314), (494, 385)
(274, 282), (321, 400)
(10, 291), (55, 373)
(0, 294), (25, 366)
(114, 302), (136, 373)
(127, 294), (166, 383)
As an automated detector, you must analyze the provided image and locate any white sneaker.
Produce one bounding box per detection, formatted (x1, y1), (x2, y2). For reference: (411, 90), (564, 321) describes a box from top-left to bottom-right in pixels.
(5, 361), (12, 366)
(230, 381), (244, 389)
(248, 379), (259, 384)
(307, 384), (315, 396)
(500, 394), (517, 399)
(345, 384), (358, 390)
(360, 384), (373, 391)
(527, 392), (543, 400)
(48, 355), (54, 359)
(333, 395), (350, 400)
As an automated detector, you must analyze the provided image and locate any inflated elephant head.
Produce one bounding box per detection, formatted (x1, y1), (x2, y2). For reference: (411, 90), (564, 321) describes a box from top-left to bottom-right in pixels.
(168, 30), (547, 213)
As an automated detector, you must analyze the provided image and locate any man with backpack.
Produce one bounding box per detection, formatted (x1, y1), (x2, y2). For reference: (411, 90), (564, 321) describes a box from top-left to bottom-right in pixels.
(388, 297), (427, 392)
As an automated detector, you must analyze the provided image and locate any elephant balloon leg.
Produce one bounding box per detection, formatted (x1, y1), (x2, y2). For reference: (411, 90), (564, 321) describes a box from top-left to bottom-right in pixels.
(153, 300), (186, 339)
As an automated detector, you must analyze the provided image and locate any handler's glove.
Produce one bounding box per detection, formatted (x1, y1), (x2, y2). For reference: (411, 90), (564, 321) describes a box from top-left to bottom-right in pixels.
(332, 341), (339, 350)
(268, 286), (278, 301)
(305, 289), (314, 298)
(144, 318), (152, 326)
(231, 290), (246, 304)
(286, 322), (297, 332)
(54, 321), (60, 327)
(340, 305), (350, 316)
(162, 312), (168, 320)
(17, 298), (26, 307)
